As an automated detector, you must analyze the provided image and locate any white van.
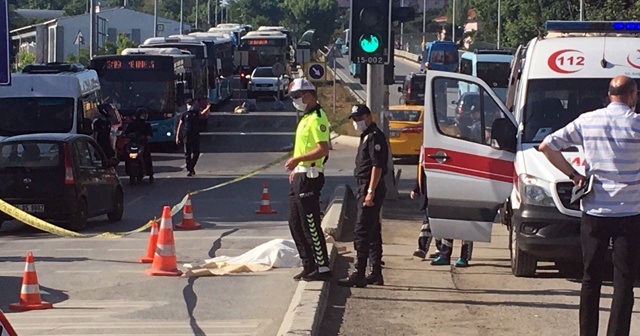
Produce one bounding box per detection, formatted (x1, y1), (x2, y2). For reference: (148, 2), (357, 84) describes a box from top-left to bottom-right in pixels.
(458, 49), (514, 102)
(420, 21), (640, 277)
(0, 63), (102, 140)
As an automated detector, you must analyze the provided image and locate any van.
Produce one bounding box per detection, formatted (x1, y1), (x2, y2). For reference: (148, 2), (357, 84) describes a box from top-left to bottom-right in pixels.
(0, 63), (101, 140)
(397, 73), (426, 105)
(458, 50), (514, 102)
(420, 41), (458, 73)
(419, 21), (640, 277)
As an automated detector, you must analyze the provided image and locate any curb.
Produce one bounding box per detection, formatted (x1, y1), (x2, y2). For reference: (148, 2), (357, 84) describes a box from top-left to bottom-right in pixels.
(277, 185), (357, 336)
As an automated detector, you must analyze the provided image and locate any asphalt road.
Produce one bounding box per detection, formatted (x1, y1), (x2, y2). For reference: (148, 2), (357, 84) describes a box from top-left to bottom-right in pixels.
(333, 55), (421, 106)
(0, 80), (358, 335)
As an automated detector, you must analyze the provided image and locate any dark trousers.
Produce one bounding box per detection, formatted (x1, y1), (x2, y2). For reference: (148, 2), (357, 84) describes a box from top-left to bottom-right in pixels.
(417, 209), (442, 253)
(580, 213), (640, 336)
(143, 143), (153, 177)
(439, 239), (473, 260)
(288, 173), (330, 271)
(183, 133), (201, 172)
(354, 180), (386, 267)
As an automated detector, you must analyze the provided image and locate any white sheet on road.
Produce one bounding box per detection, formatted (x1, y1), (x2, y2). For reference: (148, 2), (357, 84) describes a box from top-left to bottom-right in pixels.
(182, 239), (302, 277)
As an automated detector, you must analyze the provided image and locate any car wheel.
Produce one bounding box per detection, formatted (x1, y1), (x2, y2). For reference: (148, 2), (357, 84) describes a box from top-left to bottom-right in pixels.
(68, 198), (88, 231)
(509, 214), (537, 277)
(107, 188), (124, 222)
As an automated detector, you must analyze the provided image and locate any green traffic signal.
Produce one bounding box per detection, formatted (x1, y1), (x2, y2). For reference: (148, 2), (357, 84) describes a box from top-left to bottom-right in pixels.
(359, 34), (381, 54)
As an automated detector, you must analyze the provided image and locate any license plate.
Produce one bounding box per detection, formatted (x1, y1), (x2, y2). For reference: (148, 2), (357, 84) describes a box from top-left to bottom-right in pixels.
(16, 204), (45, 213)
(390, 131), (400, 137)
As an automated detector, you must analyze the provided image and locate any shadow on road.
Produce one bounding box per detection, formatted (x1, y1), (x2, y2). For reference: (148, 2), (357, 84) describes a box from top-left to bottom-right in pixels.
(208, 228), (240, 258)
(1, 275), (70, 312)
(182, 277), (205, 336)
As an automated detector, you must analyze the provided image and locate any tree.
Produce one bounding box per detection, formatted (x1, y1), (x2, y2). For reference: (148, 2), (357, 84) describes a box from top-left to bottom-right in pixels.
(16, 50), (35, 70)
(116, 34), (137, 54)
(283, 0), (339, 47)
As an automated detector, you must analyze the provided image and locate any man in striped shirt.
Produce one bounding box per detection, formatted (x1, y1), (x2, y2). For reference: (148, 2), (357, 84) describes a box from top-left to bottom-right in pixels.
(539, 76), (639, 336)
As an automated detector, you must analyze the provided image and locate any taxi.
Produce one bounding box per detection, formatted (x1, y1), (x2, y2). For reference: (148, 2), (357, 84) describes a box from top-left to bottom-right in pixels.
(386, 105), (423, 158)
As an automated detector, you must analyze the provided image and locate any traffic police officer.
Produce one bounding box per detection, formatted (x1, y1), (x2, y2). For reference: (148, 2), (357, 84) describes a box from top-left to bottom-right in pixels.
(285, 78), (332, 282)
(338, 104), (388, 287)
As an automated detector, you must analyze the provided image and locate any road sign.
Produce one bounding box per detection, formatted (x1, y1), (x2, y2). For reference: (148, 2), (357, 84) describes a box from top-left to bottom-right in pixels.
(0, 0), (10, 86)
(272, 62), (285, 77)
(306, 62), (326, 82)
(73, 30), (85, 45)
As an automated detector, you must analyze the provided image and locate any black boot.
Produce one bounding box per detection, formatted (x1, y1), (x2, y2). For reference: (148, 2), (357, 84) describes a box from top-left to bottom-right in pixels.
(293, 267), (315, 281)
(366, 265), (384, 285)
(337, 258), (367, 288)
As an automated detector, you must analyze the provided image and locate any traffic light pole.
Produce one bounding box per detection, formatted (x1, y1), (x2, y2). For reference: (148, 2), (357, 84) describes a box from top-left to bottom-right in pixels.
(366, 64), (398, 200)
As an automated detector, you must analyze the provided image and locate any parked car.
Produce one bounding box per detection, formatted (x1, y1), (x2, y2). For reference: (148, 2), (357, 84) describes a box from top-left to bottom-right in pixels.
(247, 66), (289, 100)
(386, 105), (424, 158)
(0, 134), (123, 231)
(398, 73), (426, 105)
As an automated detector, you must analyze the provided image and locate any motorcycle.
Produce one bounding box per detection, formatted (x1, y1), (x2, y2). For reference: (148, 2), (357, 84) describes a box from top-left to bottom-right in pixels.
(124, 132), (146, 185)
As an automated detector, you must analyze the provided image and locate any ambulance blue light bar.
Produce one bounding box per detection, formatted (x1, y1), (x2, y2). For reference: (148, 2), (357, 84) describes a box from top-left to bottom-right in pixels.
(546, 21), (640, 33)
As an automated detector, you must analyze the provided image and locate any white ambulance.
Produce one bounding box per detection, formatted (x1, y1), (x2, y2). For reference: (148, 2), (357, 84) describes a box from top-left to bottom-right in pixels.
(421, 21), (640, 277)
(0, 62), (101, 140)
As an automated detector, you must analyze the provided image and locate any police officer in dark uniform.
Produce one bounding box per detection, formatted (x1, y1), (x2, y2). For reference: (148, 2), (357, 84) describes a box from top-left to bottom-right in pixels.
(338, 104), (389, 287)
(125, 108), (154, 182)
(93, 104), (115, 159)
(176, 98), (209, 176)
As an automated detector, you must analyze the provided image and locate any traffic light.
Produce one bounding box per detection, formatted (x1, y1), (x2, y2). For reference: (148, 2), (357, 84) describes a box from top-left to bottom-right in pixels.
(358, 39), (395, 85)
(350, 0), (391, 65)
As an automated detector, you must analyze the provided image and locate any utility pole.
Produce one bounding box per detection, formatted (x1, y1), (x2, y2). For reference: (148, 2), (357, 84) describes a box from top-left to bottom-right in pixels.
(400, 0), (404, 48)
(180, 0), (184, 34)
(196, 0), (199, 31)
(208, 0), (211, 28)
(422, 0), (427, 44)
(452, 0), (456, 43)
(89, 0), (96, 57)
(154, 0), (158, 37)
(579, 0), (584, 21)
(214, 0), (218, 26)
(497, 0), (501, 49)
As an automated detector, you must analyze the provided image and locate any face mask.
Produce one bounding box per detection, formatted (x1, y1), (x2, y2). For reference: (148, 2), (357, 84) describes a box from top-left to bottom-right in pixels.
(353, 120), (367, 133)
(292, 97), (307, 111)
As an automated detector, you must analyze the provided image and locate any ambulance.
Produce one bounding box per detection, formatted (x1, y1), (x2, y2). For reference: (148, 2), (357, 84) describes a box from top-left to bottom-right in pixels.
(420, 21), (640, 277)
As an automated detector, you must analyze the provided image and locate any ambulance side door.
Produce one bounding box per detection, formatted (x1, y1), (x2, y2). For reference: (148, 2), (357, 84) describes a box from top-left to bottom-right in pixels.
(422, 71), (517, 242)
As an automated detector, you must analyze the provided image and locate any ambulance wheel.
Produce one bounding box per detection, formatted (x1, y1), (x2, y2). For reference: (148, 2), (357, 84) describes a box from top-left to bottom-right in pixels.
(509, 216), (537, 277)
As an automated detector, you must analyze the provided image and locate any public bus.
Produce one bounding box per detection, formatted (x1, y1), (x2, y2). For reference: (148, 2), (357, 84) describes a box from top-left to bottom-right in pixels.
(0, 62), (102, 140)
(140, 36), (209, 111)
(239, 31), (290, 75)
(90, 49), (194, 145)
(189, 32), (235, 105)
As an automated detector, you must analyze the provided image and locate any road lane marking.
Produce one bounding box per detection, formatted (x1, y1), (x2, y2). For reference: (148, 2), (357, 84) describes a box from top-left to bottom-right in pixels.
(55, 248), (93, 251)
(55, 270), (102, 273)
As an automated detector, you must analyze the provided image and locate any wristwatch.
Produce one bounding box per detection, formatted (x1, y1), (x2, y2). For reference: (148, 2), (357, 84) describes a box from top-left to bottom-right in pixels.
(367, 188), (374, 194)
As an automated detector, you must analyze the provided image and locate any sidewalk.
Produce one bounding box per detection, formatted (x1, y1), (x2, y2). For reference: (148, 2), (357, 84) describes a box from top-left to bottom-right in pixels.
(320, 195), (640, 335)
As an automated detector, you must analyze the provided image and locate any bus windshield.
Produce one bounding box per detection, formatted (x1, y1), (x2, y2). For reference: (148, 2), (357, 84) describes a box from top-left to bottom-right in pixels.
(101, 80), (174, 119)
(0, 97), (74, 136)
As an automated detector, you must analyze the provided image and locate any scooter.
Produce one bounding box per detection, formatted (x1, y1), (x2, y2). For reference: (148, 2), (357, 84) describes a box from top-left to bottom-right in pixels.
(124, 132), (146, 185)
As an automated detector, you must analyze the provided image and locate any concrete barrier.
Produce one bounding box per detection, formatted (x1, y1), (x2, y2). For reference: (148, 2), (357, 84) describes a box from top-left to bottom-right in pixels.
(395, 49), (421, 64)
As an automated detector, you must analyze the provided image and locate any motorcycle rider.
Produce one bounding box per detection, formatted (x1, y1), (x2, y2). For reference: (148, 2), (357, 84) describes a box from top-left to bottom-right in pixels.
(125, 109), (154, 183)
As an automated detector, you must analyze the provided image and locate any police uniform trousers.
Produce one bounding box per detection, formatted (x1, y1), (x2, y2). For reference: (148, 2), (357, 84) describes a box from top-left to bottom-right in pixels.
(355, 179), (386, 266)
(288, 172), (330, 271)
(183, 133), (201, 171)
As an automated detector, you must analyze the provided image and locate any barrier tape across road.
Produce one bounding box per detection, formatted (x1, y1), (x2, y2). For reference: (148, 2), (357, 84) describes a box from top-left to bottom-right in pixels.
(0, 152), (292, 238)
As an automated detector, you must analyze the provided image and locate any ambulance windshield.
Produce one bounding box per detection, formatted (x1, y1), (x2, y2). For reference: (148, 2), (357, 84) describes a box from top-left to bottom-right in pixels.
(522, 78), (640, 143)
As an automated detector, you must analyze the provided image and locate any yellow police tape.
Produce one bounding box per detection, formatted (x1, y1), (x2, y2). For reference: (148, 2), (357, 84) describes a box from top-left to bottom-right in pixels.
(0, 151), (292, 238)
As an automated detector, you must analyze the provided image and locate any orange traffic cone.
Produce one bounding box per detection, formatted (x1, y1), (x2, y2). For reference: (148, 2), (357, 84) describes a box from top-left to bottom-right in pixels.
(145, 206), (183, 276)
(139, 220), (159, 263)
(0, 309), (18, 336)
(9, 252), (53, 311)
(256, 182), (277, 214)
(176, 194), (202, 230)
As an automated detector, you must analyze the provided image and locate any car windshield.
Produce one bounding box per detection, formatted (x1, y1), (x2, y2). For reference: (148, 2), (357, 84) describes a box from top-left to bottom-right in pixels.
(0, 98), (74, 136)
(387, 110), (422, 122)
(253, 68), (274, 77)
(476, 62), (511, 89)
(0, 142), (60, 169)
(430, 50), (458, 65)
(522, 78), (640, 143)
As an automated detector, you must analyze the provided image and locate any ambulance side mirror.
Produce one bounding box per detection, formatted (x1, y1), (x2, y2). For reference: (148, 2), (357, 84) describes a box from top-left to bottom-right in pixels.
(490, 118), (517, 153)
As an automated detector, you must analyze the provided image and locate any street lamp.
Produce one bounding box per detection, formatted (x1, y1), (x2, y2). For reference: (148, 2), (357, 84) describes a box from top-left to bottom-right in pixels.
(154, 0), (158, 37)
(497, 0), (501, 49)
(452, 0), (456, 42)
(422, 0), (426, 45)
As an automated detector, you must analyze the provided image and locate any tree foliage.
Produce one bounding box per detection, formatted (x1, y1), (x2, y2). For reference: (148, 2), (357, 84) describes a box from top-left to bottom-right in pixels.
(16, 49), (35, 70)
(473, 0), (640, 48)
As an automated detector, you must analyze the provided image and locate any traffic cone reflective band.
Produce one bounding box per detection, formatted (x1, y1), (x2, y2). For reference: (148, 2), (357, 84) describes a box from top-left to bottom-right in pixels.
(145, 206), (183, 276)
(256, 182), (277, 214)
(139, 220), (159, 263)
(9, 252), (53, 311)
(176, 194), (202, 230)
(0, 309), (18, 336)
